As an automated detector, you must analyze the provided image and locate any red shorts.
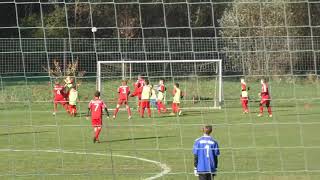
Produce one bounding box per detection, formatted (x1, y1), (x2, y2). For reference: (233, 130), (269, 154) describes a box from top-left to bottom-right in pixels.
(260, 96), (270, 104)
(141, 100), (150, 108)
(118, 99), (128, 105)
(54, 97), (67, 105)
(91, 118), (102, 127)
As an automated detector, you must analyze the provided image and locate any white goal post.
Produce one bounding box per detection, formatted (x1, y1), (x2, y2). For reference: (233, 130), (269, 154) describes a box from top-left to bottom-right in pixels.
(97, 60), (223, 109)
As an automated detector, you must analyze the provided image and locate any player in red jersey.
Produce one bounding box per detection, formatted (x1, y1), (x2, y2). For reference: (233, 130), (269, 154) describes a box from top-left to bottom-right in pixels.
(113, 80), (132, 119)
(258, 79), (272, 117)
(86, 91), (110, 143)
(130, 74), (145, 112)
(53, 80), (68, 115)
(240, 78), (249, 113)
(157, 79), (167, 114)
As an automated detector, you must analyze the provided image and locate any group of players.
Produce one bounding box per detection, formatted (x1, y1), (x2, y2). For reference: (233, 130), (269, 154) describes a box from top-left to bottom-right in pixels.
(53, 75), (183, 143)
(112, 75), (183, 119)
(53, 76), (78, 116)
(240, 78), (273, 117)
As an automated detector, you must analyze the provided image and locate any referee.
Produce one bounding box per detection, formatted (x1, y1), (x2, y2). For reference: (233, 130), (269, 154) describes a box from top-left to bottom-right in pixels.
(193, 125), (220, 180)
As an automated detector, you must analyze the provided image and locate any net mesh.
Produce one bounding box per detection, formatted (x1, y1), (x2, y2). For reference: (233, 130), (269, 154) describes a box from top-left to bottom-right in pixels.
(0, 0), (320, 179)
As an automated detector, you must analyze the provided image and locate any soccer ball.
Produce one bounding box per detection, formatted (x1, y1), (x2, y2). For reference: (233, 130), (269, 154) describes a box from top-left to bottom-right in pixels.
(91, 27), (97, 33)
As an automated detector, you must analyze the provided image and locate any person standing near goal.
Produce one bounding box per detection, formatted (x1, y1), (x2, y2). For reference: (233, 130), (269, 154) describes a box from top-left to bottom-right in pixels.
(53, 80), (68, 115)
(193, 125), (220, 180)
(240, 78), (249, 114)
(140, 79), (152, 118)
(157, 79), (167, 114)
(68, 85), (78, 117)
(130, 74), (145, 112)
(113, 80), (132, 120)
(171, 83), (182, 116)
(86, 91), (110, 143)
(258, 79), (272, 117)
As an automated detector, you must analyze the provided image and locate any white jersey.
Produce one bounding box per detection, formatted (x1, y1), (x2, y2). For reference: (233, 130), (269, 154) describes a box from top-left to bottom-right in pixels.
(150, 89), (157, 100)
(141, 85), (152, 100)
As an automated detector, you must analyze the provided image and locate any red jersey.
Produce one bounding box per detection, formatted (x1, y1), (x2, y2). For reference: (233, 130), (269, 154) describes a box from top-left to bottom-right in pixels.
(88, 99), (107, 119)
(261, 83), (269, 96)
(135, 79), (145, 89)
(53, 85), (65, 99)
(241, 82), (246, 91)
(118, 85), (130, 100)
(157, 84), (166, 93)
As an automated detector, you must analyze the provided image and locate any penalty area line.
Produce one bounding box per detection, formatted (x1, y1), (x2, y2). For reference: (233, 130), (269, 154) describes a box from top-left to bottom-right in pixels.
(0, 149), (171, 180)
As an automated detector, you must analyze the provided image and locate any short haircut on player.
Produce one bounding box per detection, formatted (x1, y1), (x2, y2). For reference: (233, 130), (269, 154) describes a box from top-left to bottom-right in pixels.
(94, 91), (100, 97)
(203, 125), (213, 135)
(122, 79), (127, 84)
(54, 80), (60, 85)
(175, 83), (180, 88)
(145, 79), (149, 85)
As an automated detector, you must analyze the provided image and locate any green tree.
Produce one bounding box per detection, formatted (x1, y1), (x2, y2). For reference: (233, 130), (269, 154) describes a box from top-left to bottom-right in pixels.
(219, 0), (310, 75)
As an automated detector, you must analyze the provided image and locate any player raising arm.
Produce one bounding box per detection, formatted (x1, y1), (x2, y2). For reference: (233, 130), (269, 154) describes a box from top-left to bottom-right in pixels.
(140, 79), (152, 118)
(113, 80), (132, 120)
(86, 91), (110, 143)
(130, 74), (145, 112)
(157, 79), (167, 114)
(258, 79), (272, 117)
(193, 125), (220, 180)
(53, 80), (68, 115)
(240, 78), (249, 114)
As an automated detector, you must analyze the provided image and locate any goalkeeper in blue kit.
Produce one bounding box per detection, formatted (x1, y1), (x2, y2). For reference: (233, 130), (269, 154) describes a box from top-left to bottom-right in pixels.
(193, 125), (220, 180)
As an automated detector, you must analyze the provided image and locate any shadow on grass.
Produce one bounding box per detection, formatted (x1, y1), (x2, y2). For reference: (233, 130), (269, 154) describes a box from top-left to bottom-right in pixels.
(101, 135), (176, 143)
(0, 130), (53, 136)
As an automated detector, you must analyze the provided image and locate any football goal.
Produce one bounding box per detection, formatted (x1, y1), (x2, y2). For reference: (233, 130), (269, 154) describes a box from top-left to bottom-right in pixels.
(97, 59), (223, 109)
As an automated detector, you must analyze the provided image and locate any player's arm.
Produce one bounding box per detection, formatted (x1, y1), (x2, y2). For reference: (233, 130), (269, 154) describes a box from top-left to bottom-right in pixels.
(86, 107), (91, 120)
(104, 107), (110, 117)
(192, 141), (199, 176)
(213, 142), (220, 169)
(214, 155), (218, 169)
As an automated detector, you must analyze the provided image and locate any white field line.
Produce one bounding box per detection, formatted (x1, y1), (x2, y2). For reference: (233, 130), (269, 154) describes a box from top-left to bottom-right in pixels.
(0, 149), (171, 180)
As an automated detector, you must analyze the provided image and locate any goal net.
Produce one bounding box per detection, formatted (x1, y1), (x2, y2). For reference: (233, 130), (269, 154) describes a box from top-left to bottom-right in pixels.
(97, 60), (223, 109)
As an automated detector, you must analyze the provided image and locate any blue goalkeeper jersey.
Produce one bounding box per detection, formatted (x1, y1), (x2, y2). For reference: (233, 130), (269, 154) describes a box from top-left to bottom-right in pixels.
(193, 135), (220, 173)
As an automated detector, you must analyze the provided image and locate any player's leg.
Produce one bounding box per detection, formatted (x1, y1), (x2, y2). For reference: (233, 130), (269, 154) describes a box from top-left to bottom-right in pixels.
(266, 100), (272, 117)
(177, 103), (182, 116)
(258, 99), (266, 117)
(245, 99), (249, 113)
(140, 100), (145, 118)
(95, 126), (102, 143)
(170, 103), (176, 115)
(157, 101), (162, 114)
(146, 101), (151, 117)
(113, 100), (122, 118)
(125, 101), (132, 119)
(53, 102), (58, 115)
(198, 173), (212, 180)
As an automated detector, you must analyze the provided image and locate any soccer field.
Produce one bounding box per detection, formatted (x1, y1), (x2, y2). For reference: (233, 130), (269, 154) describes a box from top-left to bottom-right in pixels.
(0, 79), (320, 180)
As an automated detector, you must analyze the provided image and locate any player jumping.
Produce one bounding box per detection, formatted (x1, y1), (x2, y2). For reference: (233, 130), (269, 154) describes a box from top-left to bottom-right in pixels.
(140, 79), (152, 118)
(171, 83), (182, 116)
(113, 80), (132, 120)
(87, 91), (110, 143)
(130, 74), (145, 112)
(258, 79), (272, 117)
(240, 78), (249, 114)
(53, 80), (68, 115)
(157, 79), (167, 114)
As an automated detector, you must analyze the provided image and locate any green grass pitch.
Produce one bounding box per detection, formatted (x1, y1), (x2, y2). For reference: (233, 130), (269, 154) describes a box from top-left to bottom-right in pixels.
(0, 77), (320, 180)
